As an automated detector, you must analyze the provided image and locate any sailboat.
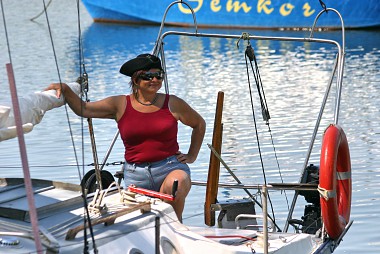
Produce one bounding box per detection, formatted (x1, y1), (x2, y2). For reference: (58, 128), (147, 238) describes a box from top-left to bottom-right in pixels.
(0, 1), (352, 253)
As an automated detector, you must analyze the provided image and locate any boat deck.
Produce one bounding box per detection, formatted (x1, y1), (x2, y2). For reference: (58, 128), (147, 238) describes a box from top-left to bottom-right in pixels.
(0, 178), (83, 222)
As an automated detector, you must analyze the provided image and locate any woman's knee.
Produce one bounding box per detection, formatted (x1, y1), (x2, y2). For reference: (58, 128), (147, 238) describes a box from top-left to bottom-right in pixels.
(161, 170), (191, 194)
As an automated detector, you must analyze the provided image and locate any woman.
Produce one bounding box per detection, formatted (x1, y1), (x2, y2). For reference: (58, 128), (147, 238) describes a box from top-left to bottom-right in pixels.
(46, 53), (206, 221)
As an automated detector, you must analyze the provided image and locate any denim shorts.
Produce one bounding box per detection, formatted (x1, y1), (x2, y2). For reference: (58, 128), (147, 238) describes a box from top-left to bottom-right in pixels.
(123, 155), (191, 192)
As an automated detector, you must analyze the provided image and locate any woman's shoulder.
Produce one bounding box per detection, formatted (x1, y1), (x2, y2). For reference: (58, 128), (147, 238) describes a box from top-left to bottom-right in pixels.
(104, 94), (128, 99)
(102, 94), (127, 104)
(168, 94), (191, 113)
(167, 94), (185, 103)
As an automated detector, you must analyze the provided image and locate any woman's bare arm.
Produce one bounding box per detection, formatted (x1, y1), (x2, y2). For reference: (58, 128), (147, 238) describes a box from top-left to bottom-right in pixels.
(45, 83), (123, 120)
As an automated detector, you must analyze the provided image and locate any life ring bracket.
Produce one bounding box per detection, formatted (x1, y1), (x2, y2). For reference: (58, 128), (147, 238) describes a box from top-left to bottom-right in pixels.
(317, 186), (336, 201)
(337, 171), (351, 180)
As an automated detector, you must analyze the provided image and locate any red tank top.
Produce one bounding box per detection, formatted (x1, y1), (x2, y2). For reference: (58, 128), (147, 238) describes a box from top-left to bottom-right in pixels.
(117, 94), (179, 164)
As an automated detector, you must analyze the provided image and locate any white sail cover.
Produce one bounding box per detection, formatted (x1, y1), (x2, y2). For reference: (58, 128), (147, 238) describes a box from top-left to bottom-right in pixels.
(0, 82), (81, 141)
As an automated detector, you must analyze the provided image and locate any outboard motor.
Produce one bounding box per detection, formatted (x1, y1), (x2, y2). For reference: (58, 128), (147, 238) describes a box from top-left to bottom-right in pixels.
(289, 164), (322, 234)
(298, 164), (321, 234)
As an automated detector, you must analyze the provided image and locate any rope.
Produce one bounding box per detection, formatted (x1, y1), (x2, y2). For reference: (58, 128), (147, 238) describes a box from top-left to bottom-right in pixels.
(0, 161), (125, 169)
(39, 0), (82, 186)
(243, 50), (277, 226)
(318, 0), (328, 13)
(0, 0), (11, 61)
(30, 0), (53, 21)
(266, 124), (290, 210)
(74, 0), (98, 252)
(245, 45), (290, 209)
(241, 37), (291, 227)
(245, 45), (270, 123)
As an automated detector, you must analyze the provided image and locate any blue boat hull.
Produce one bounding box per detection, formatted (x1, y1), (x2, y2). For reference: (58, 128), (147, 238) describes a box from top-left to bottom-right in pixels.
(81, 0), (380, 29)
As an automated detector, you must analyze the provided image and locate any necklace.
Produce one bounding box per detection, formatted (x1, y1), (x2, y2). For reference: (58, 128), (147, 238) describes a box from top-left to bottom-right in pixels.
(135, 94), (158, 106)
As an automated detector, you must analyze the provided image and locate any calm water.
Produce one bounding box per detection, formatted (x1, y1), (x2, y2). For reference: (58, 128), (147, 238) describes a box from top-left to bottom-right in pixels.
(1, 1), (379, 253)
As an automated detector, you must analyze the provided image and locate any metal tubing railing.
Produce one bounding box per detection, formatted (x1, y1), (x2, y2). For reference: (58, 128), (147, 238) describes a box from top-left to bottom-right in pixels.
(284, 55), (340, 231)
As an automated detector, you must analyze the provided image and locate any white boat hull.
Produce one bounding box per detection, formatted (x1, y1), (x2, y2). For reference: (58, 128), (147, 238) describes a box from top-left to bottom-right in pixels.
(0, 178), (320, 254)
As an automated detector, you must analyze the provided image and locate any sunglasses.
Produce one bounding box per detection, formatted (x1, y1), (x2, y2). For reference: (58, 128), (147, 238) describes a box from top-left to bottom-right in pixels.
(139, 71), (164, 81)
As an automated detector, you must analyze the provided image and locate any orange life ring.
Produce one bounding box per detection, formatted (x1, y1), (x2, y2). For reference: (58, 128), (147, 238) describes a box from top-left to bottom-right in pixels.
(319, 124), (352, 239)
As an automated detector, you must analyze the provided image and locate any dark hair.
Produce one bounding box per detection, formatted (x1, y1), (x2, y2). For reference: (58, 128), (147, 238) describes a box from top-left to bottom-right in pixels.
(129, 70), (145, 94)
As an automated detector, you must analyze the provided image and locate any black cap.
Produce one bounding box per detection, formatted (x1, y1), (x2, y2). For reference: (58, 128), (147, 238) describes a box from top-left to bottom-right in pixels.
(119, 54), (162, 77)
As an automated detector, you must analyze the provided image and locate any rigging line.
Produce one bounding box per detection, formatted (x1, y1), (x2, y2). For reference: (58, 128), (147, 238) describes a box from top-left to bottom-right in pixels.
(245, 43), (290, 212)
(76, 0), (88, 182)
(243, 53), (267, 185)
(208, 144), (282, 232)
(76, 0), (88, 183)
(75, 1), (102, 193)
(266, 124), (290, 210)
(74, 7), (102, 251)
(75, 1), (98, 253)
(244, 53), (277, 225)
(0, 161), (124, 169)
(30, 0), (53, 21)
(246, 45), (270, 122)
(318, 0), (328, 13)
(247, 53), (289, 211)
(252, 52), (270, 122)
(40, 0), (82, 183)
(0, 0), (11, 62)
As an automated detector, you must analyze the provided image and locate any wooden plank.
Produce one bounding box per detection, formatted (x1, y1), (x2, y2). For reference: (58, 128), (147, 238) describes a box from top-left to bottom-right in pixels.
(204, 91), (224, 226)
